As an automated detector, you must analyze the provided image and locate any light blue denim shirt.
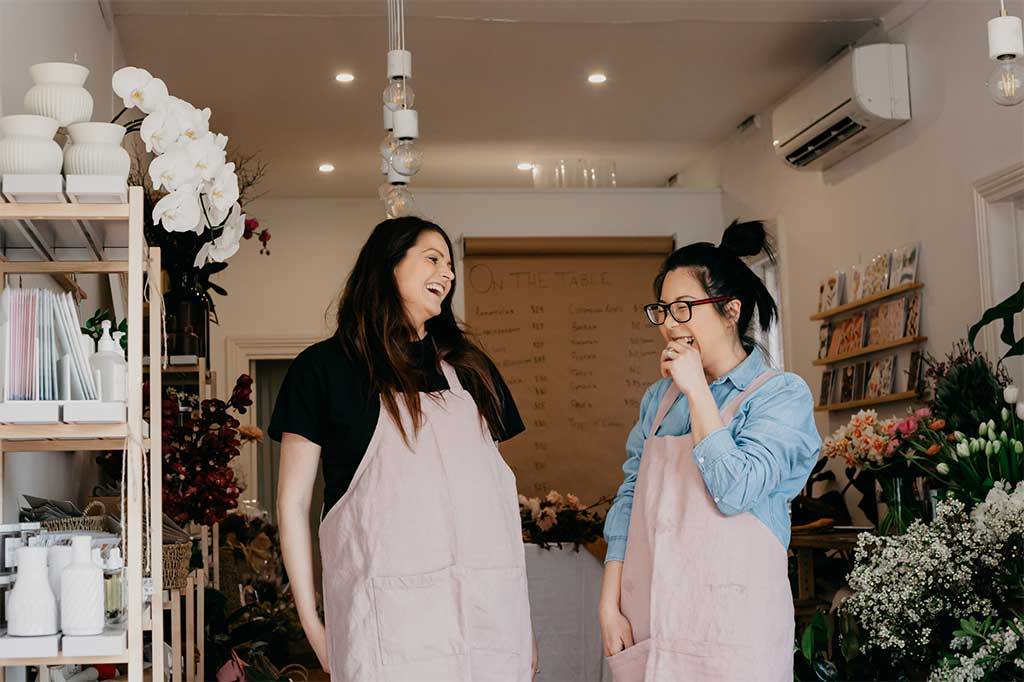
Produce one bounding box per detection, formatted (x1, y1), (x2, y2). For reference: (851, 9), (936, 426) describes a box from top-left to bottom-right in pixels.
(603, 349), (822, 563)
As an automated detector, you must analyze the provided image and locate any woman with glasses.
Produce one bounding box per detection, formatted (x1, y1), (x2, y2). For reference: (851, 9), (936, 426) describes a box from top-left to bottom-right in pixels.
(270, 217), (537, 680)
(598, 220), (821, 681)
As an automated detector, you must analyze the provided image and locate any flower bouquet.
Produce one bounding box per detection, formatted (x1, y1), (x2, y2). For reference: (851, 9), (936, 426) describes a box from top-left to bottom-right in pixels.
(518, 490), (609, 550)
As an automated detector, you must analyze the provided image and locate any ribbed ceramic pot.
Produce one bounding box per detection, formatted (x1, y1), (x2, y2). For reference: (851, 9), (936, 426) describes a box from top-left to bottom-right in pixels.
(0, 114), (63, 175)
(7, 546), (58, 636)
(64, 122), (130, 176)
(24, 62), (93, 127)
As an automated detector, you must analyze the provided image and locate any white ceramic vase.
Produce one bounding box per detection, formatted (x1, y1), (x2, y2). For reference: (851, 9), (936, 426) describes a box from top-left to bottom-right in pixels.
(47, 544), (74, 627)
(64, 122), (130, 177)
(0, 114), (63, 176)
(7, 546), (58, 636)
(24, 62), (93, 127)
(60, 536), (104, 636)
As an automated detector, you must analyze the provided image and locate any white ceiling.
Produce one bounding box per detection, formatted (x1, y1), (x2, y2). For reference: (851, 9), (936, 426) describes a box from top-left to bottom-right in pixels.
(112, 1), (905, 198)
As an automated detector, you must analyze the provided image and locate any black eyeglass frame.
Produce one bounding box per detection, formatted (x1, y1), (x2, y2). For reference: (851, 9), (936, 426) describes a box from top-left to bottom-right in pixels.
(643, 296), (735, 325)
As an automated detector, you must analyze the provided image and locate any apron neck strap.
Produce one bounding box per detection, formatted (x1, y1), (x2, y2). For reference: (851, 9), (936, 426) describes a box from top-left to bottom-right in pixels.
(720, 370), (781, 422)
(651, 383), (681, 435)
(440, 361), (464, 393)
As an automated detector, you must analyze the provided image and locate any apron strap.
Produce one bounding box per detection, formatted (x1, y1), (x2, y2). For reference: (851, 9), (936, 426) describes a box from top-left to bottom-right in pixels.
(440, 361), (465, 393)
(650, 382), (682, 435)
(719, 370), (782, 423)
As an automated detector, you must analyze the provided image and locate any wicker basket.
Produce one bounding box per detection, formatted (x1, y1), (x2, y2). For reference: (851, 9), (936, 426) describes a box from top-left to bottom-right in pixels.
(40, 501), (106, 533)
(160, 541), (192, 590)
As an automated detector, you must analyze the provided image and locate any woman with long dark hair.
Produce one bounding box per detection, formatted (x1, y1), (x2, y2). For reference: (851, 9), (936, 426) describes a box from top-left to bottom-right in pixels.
(599, 220), (821, 681)
(270, 217), (535, 680)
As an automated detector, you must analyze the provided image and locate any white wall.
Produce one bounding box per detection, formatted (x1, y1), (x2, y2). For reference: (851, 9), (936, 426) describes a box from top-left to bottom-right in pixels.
(0, 0), (123, 521)
(677, 0), (1024, 519)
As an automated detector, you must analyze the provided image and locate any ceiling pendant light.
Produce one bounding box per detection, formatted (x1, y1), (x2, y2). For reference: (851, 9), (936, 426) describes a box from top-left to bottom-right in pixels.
(987, 0), (1024, 106)
(379, 0), (422, 216)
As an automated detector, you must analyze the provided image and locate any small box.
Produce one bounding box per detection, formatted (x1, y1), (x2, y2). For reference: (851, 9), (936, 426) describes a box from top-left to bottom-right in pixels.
(62, 400), (126, 424)
(0, 400), (61, 424)
(61, 626), (127, 656)
(1, 174), (65, 203)
(64, 175), (128, 204)
(0, 632), (60, 657)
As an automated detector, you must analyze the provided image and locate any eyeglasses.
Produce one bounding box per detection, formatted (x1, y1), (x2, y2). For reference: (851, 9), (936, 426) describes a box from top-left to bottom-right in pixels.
(643, 296), (734, 325)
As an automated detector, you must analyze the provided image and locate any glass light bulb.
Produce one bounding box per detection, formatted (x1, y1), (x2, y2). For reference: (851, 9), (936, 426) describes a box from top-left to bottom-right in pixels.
(382, 78), (415, 112)
(389, 139), (423, 176)
(379, 133), (398, 161)
(384, 185), (417, 218)
(987, 58), (1024, 107)
(378, 182), (393, 200)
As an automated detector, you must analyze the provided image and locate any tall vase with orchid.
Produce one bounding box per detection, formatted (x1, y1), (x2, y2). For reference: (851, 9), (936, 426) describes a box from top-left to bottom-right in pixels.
(108, 67), (271, 357)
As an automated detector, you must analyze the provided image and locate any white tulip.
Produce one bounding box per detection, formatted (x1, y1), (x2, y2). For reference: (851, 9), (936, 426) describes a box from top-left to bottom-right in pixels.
(140, 108), (183, 155)
(936, 463), (950, 476)
(148, 144), (196, 192)
(980, 422), (989, 437)
(1017, 401), (1024, 420)
(993, 441), (1002, 454)
(986, 442), (995, 456)
(152, 186), (201, 233)
(1005, 385), (1020, 404)
(112, 67), (168, 113)
(1003, 408), (1010, 423)
(207, 163), (239, 212)
(956, 442), (970, 458)
(185, 135), (227, 182)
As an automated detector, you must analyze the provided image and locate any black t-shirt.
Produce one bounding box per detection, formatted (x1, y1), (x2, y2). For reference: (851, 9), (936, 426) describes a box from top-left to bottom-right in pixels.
(268, 336), (525, 516)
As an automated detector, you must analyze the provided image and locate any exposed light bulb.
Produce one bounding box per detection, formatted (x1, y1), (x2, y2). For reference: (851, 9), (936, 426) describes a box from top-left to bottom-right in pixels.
(988, 58), (1024, 106)
(384, 185), (417, 218)
(383, 78), (415, 111)
(390, 139), (423, 176)
(379, 132), (399, 161)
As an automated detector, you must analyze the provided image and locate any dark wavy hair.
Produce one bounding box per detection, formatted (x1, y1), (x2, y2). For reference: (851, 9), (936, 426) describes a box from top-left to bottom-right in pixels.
(653, 219), (778, 353)
(334, 216), (503, 444)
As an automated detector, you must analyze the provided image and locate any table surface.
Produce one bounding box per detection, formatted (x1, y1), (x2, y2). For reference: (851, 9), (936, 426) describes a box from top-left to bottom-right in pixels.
(790, 529), (868, 551)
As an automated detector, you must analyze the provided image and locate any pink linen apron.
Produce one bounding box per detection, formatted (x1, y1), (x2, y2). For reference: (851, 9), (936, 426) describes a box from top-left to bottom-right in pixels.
(318, 362), (533, 682)
(608, 371), (794, 681)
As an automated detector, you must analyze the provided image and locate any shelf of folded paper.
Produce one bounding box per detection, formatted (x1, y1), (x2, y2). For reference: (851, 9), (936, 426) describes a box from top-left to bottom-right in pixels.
(813, 335), (927, 366)
(810, 282), (924, 321)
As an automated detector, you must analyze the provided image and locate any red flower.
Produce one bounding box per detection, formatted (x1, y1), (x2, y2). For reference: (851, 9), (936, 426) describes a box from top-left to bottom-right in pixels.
(925, 444), (942, 457)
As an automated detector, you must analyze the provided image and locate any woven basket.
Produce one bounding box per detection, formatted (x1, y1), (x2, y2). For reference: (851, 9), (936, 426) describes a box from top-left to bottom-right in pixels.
(40, 501), (106, 533)
(160, 541), (192, 590)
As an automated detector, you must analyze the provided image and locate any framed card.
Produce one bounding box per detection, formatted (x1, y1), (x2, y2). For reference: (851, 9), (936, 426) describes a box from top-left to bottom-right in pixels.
(840, 365), (856, 403)
(891, 242), (920, 288)
(864, 253), (892, 297)
(905, 292), (922, 337)
(849, 263), (865, 303)
(818, 322), (832, 360)
(819, 370), (835, 407)
(821, 271), (845, 311)
(853, 361), (868, 401)
(907, 350), (924, 394)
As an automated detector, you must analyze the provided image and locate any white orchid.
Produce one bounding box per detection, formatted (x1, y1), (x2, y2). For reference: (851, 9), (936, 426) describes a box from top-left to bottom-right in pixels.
(194, 209), (245, 267)
(140, 107), (183, 155)
(213, 133), (229, 150)
(153, 186), (201, 233)
(184, 135), (227, 183)
(112, 66), (168, 113)
(165, 97), (211, 142)
(207, 163), (239, 212)
(148, 143), (196, 192)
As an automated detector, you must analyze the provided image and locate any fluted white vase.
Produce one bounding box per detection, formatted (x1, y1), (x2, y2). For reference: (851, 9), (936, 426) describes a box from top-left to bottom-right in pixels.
(7, 546), (58, 635)
(60, 535), (104, 636)
(24, 62), (93, 127)
(64, 122), (130, 177)
(47, 544), (74, 627)
(0, 114), (63, 176)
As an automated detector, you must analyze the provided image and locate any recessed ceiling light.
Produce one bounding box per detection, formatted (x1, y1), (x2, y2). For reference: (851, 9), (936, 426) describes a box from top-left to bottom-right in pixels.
(588, 73), (608, 84)
(517, 162), (534, 171)
(335, 73), (355, 83)
(319, 163), (335, 173)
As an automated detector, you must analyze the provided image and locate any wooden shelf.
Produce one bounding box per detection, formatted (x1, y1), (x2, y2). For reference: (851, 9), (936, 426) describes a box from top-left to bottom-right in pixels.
(0, 202), (130, 221)
(810, 282), (924, 321)
(0, 422), (132, 441)
(0, 653), (129, 665)
(0, 437), (151, 452)
(815, 390), (921, 413)
(813, 336), (927, 366)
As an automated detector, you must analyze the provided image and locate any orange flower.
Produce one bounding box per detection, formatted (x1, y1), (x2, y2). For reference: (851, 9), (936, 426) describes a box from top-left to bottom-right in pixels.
(929, 419), (947, 431)
(925, 443), (942, 457)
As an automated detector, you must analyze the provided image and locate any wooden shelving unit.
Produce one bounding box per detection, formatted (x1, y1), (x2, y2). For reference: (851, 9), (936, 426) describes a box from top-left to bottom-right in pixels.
(815, 390), (921, 413)
(813, 280), (926, 415)
(0, 188), (164, 682)
(813, 336), (928, 366)
(810, 282), (924, 321)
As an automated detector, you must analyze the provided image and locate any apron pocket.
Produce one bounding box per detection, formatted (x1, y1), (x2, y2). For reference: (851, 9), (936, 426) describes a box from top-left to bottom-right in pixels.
(605, 638), (652, 682)
(372, 566), (464, 665)
(463, 566), (524, 654)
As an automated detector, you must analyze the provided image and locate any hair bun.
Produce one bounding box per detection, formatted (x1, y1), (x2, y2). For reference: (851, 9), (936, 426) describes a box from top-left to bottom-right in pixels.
(720, 220), (769, 259)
